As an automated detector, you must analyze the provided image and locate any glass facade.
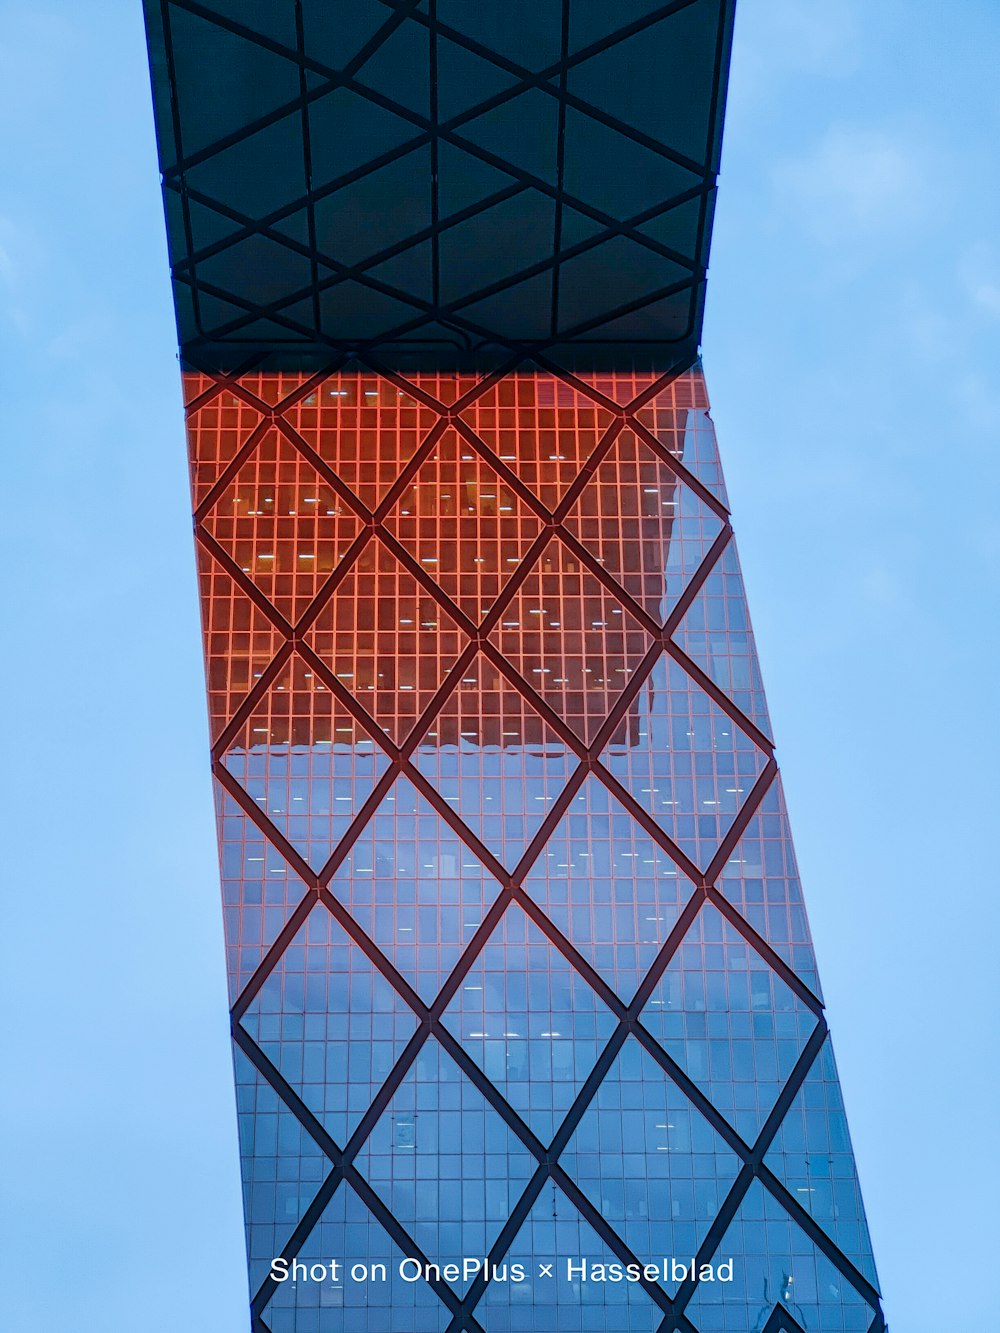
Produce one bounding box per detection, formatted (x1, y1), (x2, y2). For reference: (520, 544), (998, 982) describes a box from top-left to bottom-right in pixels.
(186, 365), (884, 1331)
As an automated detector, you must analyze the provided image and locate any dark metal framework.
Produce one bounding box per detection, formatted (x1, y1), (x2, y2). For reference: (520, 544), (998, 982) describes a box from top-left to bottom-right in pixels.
(185, 356), (886, 1332)
(143, 0), (734, 366)
(142, 4), (886, 1328)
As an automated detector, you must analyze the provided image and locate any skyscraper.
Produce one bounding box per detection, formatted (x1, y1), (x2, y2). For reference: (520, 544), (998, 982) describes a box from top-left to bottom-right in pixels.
(143, 3), (886, 1329)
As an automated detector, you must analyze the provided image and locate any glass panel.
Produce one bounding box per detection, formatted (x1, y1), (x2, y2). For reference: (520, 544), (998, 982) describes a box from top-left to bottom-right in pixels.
(202, 426), (362, 625)
(197, 547), (284, 743)
(186, 386), (263, 507)
(441, 903), (618, 1143)
(640, 902), (818, 1142)
(305, 538), (469, 745)
(561, 1035), (742, 1297)
(683, 1180), (876, 1332)
(217, 786), (310, 1003)
(459, 371), (614, 511)
(717, 779), (820, 995)
(672, 541), (772, 737)
(411, 658), (579, 871)
(327, 777), (503, 1004)
(354, 1038), (536, 1293)
(764, 1040), (879, 1287)
(599, 653), (769, 870)
(479, 1181), (664, 1331)
(521, 773), (693, 1004)
(264, 1181), (451, 1333)
(221, 654), (392, 872)
(488, 536), (652, 745)
(233, 1046), (331, 1290)
(386, 426), (543, 625)
(239, 904), (419, 1146)
(633, 368), (729, 507)
(564, 429), (724, 624)
(282, 372), (440, 511)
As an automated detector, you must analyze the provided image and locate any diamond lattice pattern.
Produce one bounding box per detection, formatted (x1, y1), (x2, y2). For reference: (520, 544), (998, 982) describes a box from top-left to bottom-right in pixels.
(187, 364), (884, 1331)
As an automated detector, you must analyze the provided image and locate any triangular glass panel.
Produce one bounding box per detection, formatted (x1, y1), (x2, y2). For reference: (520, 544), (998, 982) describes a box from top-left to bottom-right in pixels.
(239, 903), (419, 1146)
(234, 371), (319, 408)
(568, 4), (716, 163)
(436, 139), (520, 221)
(716, 778), (821, 996)
(181, 370), (217, 407)
(633, 370), (729, 507)
(487, 536), (652, 744)
(560, 1035), (742, 1296)
(311, 146), (433, 268)
(476, 1178), (664, 1331)
(458, 88), (561, 183)
(385, 427), (543, 624)
(567, 0), (679, 56)
(196, 233), (313, 311)
(556, 237), (691, 336)
(300, 1), (393, 76)
(305, 539), (469, 745)
(557, 368), (665, 408)
(435, 1), (563, 71)
(318, 277), (425, 340)
(327, 777), (503, 1004)
(221, 654), (391, 871)
(202, 428), (362, 625)
(764, 1039), (880, 1287)
(194, 0), (299, 48)
(186, 381), (268, 514)
(521, 773), (693, 1004)
(261, 1179), (452, 1332)
(367, 238), (435, 305)
(459, 270), (556, 342)
(599, 652), (770, 871)
(411, 656), (579, 871)
(562, 105), (702, 224)
(682, 1179), (877, 1332)
(459, 370), (614, 512)
(168, 7), (301, 158)
(282, 369), (439, 513)
(640, 901), (818, 1143)
(440, 903), (618, 1144)
(306, 87), (421, 193)
(186, 385), (264, 507)
(438, 190), (556, 306)
(186, 111), (306, 220)
(353, 1038), (537, 1293)
(436, 32), (522, 121)
(564, 428), (724, 625)
(196, 547), (284, 743)
(354, 18), (431, 118)
(232, 1046), (332, 1291)
(397, 370), (488, 409)
(671, 541), (772, 738)
(216, 786), (311, 1003)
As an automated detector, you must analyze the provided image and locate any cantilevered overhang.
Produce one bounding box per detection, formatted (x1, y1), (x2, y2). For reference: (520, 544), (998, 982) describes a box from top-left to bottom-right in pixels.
(143, 0), (735, 369)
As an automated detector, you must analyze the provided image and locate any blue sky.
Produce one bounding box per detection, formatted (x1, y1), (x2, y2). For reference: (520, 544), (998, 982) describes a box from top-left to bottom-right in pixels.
(1, 2), (998, 1330)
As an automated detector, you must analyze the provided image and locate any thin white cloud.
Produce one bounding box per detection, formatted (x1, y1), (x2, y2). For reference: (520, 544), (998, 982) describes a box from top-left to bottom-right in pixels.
(958, 242), (1000, 318)
(772, 123), (931, 242)
(728, 0), (860, 113)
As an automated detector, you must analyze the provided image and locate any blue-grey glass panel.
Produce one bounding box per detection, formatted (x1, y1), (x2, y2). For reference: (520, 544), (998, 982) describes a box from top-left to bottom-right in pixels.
(683, 1180), (876, 1332)
(354, 1039), (536, 1293)
(441, 904), (618, 1143)
(521, 773), (693, 1003)
(239, 905), (419, 1145)
(327, 777), (503, 1004)
(640, 903), (817, 1142)
(561, 1036), (742, 1296)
